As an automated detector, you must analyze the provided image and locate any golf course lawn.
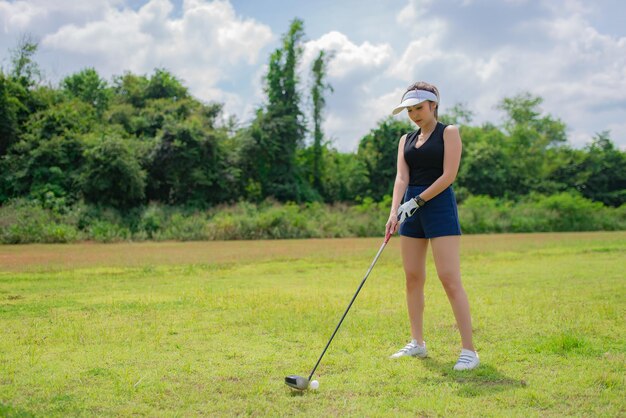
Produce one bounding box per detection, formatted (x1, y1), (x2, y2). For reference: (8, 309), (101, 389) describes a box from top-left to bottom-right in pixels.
(1, 232), (624, 417)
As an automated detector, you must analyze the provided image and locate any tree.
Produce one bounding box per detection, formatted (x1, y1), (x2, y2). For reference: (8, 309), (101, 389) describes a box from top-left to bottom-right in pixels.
(0, 99), (95, 202)
(456, 125), (510, 198)
(579, 132), (626, 206)
(24, 99), (96, 142)
(1, 131), (85, 203)
(310, 50), (333, 194)
(145, 68), (188, 101)
(1, 38), (49, 156)
(357, 117), (413, 201)
(110, 97), (199, 140)
(321, 148), (368, 202)
(62, 68), (111, 116)
(112, 72), (150, 108)
(112, 69), (188, 108)
(439, 102), (474, 126)
(247, 18), (308, 201)
(146, 113), (236, 206)
(9, 35), (42, 88)
(499, 93), (566, 148)
(108, 68), (213, 141)
(0, 72), (23, 155)
(497, 93), (568, 194)
(539, 146), (588, 196)
(81, 134), (146, 208)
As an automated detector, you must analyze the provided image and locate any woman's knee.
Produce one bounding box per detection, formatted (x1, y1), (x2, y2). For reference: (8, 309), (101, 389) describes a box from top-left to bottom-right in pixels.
(404, 269), (425, 290)
(438, 271), (463, 294)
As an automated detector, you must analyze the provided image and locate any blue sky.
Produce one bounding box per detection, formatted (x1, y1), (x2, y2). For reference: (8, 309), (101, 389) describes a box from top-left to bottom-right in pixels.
(1, 0), (625, 151)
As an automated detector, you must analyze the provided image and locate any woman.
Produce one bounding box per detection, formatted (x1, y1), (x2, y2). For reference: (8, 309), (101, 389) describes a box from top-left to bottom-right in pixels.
(385, 82), (479, 370)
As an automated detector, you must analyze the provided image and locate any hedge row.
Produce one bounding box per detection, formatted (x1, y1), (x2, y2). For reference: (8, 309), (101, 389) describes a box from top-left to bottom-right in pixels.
(1, 193), (624, 244)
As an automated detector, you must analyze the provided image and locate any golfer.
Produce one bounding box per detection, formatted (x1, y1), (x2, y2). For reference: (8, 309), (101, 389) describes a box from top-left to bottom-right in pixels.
(385, 82), (479, 370)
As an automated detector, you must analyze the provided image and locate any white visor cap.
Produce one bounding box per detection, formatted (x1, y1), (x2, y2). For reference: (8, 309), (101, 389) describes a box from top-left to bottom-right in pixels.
(391, 89), (438, 115)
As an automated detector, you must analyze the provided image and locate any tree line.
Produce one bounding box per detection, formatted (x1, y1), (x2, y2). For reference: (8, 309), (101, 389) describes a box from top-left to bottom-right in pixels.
(1, 20), (624, 215)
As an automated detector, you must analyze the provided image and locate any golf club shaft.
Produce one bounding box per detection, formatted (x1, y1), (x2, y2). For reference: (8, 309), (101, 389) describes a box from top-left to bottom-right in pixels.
(308, 232), (392, 381)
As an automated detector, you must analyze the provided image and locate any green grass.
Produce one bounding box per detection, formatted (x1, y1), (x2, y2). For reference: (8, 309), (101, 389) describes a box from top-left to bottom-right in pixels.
(1, 232), (625, 417)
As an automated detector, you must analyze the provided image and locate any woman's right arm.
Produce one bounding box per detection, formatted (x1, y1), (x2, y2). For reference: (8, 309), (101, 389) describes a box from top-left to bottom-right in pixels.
(386, 134), (410, 236)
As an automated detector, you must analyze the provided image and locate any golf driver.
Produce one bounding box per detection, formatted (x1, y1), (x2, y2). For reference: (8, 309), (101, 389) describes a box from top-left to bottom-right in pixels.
(285, 231), (393, 390)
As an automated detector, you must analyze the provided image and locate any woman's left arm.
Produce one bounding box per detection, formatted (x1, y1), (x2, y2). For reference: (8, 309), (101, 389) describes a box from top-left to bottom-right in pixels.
(418, 125), (462, 201)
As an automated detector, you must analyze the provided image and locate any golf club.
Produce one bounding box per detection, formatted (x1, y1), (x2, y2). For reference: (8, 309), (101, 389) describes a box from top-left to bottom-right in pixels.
(285, 231), (393, 390)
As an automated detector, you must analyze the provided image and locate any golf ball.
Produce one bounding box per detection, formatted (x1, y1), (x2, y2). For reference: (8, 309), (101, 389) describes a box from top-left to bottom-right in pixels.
(310, 380), (319, 390)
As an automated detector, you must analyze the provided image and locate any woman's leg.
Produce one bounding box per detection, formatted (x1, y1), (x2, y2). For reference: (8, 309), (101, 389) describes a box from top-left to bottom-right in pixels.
(400, 236), (429, 343)
(430, 235), (475, 351)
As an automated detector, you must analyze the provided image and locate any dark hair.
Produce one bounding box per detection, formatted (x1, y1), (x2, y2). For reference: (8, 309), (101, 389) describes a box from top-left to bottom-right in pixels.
(405, 81), (440, 118)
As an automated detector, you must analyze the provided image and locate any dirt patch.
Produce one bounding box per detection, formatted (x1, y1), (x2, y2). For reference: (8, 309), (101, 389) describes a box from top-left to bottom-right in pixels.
(0, 238), (392, 272)
(1, 231), (623, 272)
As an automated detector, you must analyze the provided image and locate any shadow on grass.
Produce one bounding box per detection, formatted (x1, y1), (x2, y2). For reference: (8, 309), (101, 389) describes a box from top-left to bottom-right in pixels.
(0, 403), (35, 418)
(420, 357), (527, 398)
(288, 390), (307, 397)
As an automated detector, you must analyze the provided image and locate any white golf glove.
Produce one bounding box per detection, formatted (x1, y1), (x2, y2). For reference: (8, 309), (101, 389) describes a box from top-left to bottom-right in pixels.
(397, 197), (420, 224)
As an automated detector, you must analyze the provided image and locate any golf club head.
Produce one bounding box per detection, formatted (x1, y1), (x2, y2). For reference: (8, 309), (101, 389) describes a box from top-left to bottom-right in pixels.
(285, 375), (309, 390)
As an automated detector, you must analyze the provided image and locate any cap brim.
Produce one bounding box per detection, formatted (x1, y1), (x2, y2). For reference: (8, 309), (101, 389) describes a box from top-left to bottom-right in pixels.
(391, 98), (429, 115)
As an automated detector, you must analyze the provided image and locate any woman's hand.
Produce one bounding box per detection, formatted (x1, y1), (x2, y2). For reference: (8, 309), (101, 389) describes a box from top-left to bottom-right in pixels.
(386, 211), (399, 237)
(397, 197), (420, 223)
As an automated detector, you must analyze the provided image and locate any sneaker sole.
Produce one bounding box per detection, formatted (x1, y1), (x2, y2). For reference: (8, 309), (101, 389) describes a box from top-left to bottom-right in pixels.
(389, 352), (428, 359)
(453, 361), (479, 371)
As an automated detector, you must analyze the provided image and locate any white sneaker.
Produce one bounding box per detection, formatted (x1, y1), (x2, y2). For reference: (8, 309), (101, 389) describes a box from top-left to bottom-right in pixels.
(453, 349), (479, 370)
(390, 339), (427, 359)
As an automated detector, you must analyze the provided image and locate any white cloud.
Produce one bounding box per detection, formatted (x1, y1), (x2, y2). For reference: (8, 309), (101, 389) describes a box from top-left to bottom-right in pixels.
(386, 25), (446, 79)
(19, 0), (273, 105)
(1, 0), (625, 151)
(0, 0), (118, 35)
(303, 31), (393, 79)
(520, 12), (626, 142)
(300, 32), (395, 149)
(0, 1), (38, 32)
(381, 0), (626, 151)
(396, 0), (434, 26)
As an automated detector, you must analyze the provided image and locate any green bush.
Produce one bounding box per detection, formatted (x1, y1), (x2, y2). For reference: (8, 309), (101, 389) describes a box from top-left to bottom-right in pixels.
(206, 201), (313, 240)
(458, 195), (509, 233)
(157, 212), (209, 241)
(41, 223), (80, 243)
(0, 193), (624, 244)
(0, 199), (81, 243)
(458, 192), (626, 233)
(138, 203), (167, 239)
(508, 203), (551, 232)
(80, 134), (146, 208)
(87, 220), (131, 243)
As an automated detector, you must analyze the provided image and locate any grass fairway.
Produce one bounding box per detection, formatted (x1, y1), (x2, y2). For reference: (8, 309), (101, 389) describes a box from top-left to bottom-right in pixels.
(1, 232), (624, 417)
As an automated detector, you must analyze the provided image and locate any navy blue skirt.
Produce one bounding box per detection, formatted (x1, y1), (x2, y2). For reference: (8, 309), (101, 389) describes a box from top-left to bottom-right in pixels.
(399, 185), (462, 239)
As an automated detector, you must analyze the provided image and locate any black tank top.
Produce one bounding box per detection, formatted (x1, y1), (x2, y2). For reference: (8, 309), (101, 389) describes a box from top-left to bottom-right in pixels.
(403, 122), (447, 186)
